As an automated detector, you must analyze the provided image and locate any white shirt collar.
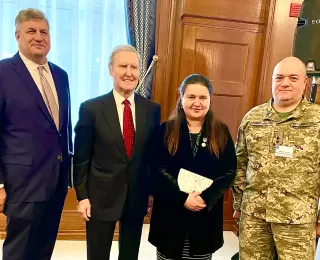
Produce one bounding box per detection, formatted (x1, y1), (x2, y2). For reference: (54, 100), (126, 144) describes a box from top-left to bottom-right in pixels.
(19, 51), (51, 74)
(113, 89), (135, 107)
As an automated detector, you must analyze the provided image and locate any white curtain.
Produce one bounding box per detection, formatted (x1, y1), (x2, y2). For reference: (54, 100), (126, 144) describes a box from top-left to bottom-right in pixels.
(0, 0), (127, 126)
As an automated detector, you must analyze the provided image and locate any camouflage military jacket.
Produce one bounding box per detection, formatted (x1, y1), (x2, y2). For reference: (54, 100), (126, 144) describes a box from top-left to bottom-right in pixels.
(232, 98), (320, 224)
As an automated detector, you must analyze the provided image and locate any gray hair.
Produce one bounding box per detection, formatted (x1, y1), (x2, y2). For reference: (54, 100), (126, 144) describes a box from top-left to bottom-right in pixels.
(15, 8), (49, 29)
(108, 44), (141, 68)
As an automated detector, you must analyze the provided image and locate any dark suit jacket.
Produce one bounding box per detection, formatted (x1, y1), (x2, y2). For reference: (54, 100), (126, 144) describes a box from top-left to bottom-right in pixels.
(148, 120), (236, 258)
(73, 91), (161, 221)
(0, 53), (72, 211)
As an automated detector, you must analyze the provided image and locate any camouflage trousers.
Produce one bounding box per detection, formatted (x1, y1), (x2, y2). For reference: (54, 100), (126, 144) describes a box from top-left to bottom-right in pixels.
(239, 213), (316, 260)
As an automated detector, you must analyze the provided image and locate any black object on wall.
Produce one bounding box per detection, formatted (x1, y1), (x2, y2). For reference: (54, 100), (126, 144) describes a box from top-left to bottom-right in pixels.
(293, 0), (320, 103)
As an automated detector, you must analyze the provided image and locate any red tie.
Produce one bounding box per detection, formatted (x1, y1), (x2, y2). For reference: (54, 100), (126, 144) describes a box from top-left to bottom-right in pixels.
(123, 99), (135, 158)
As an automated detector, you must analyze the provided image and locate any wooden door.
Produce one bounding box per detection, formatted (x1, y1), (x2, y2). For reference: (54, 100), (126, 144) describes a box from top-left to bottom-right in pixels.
(175, 21), (263, 230)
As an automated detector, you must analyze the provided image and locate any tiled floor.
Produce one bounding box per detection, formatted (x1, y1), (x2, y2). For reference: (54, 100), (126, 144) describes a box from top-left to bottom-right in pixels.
(0, 225), (239, 259)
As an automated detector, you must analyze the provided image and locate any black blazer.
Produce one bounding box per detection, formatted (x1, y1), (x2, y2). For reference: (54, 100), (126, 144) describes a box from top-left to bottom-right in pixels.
(148, 120), (236, 258)
(73, 91), (161, 221)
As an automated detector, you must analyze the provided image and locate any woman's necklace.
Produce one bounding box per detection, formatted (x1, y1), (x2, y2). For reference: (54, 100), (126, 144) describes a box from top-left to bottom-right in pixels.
(189, 129), (202, 157)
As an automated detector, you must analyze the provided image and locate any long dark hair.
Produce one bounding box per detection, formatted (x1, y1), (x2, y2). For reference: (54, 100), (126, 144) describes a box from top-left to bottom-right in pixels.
(165, 74), (228, 157)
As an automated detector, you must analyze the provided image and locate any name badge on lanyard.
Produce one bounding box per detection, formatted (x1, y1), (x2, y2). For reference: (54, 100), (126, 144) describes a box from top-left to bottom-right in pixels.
(275, 145), (294, 158)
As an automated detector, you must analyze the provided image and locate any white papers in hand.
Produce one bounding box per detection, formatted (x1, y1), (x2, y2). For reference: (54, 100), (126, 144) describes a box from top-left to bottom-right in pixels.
(177, 168), (213, 193)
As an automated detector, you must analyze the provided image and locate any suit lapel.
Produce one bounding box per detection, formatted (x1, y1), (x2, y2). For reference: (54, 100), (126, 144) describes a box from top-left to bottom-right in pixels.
(12, 53), (56, 130)
(131, 94), (147, 160)
(49, 63), (64, 130)
(101, 92), (128, 160)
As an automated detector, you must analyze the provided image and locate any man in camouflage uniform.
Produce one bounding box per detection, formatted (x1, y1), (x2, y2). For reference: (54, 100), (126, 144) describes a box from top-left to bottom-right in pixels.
(232, 56), (320, 260)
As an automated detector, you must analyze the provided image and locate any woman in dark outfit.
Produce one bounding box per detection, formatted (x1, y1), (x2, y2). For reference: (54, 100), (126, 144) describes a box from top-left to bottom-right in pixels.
(148, 74), (237, 260)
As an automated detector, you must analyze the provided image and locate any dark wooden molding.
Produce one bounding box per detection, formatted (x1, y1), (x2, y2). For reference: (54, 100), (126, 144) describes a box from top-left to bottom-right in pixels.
(182, 16), (264, 33)
(255, 0), (277, 105)
(183, 0), (269, 24)
(152, 0), (180, 120)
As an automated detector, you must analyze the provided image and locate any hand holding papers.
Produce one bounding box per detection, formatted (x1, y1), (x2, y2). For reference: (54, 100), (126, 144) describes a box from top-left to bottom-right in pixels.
(178, 168), (213, 193)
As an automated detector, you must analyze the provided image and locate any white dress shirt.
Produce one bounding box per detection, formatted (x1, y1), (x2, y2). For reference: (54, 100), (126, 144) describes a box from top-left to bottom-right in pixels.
(19, 51), (59, 109)
(113, 89), (136, 134)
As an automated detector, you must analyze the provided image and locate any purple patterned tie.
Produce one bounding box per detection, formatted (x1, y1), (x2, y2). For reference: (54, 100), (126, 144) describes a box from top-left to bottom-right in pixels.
(38, 66), (59, 129)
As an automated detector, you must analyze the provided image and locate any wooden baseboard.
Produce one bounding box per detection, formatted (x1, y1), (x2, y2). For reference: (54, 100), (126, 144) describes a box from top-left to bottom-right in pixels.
(56, 216), (149, 241)
(0, 190), (235, 241)
(223, 221), (238, 236)
(0, 189), (150, 241)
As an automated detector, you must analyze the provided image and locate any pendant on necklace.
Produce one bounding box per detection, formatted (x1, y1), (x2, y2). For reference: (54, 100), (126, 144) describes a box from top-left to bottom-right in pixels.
(201, 137), (207, 147)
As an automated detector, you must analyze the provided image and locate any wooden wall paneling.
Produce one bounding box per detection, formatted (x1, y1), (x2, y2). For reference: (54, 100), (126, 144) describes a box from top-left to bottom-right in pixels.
(0, 190), (89, 240)
(0, 190), (84, 240)
(179, 21), (263, 139)
(152, 0), (184, 120)
(153, 0), (270, 118)
(257, 0), (304, 103)
(176, 19), (263, 232)
(184, 0), (268, 24)
(56, 189), (85, 240)
(223, 187), (237, 231)
(153, 0), (268, 233)
(0, 189), (151, 240)
(164, 0), (187, 120)
(152, 0), (174, 117)
(176, 25), (196, 82)
(254, 0), (277, 106)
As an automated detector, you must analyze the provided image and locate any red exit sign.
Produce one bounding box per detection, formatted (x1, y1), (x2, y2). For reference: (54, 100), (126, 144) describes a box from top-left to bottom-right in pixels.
(289, 3), (302, 18)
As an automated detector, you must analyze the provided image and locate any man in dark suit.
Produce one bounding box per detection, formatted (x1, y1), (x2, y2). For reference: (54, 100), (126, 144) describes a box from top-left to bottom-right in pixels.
(0, 8), (72, 260)
(73, 44), (161, 260)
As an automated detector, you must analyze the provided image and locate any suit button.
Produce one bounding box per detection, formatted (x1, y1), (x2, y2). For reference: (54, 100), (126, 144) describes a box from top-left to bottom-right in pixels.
(57, 155), (62, 160)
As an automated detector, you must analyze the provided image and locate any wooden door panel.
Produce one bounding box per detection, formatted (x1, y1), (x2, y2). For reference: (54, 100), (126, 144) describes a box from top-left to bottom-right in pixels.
(184, 0), (267, 24)
(179, 25), (262, 139)
(211, 96), (242, 139)
(177, 23), (262, 232)
(195, 41), (249, 84)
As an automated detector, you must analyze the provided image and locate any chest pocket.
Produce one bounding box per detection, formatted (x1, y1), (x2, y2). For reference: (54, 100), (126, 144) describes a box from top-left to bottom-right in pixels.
(289, 123), (320, 161)
(246, 122), (272, 156)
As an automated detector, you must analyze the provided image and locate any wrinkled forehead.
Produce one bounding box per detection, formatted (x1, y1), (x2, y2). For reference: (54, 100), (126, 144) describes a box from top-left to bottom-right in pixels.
(17, 19), (49, 31)
(113, 51), (139, 64)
